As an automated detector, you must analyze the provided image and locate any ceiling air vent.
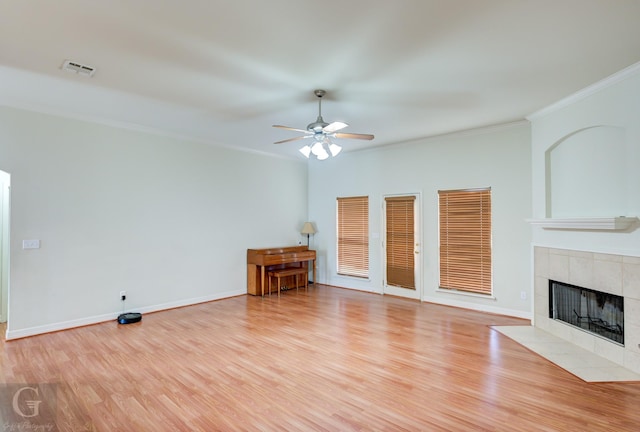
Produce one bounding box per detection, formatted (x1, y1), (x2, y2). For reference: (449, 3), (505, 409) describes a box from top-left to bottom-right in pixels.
(61, 59), (96, 77)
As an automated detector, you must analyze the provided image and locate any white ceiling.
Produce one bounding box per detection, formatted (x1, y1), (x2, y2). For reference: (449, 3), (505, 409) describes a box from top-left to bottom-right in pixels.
(1, 0), (640, 158)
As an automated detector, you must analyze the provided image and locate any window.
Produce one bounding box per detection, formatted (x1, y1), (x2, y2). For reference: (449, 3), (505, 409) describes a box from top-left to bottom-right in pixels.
(337, 196), (369, 278)
(438, 188), (492, 295)
(385, 196), (416, 289)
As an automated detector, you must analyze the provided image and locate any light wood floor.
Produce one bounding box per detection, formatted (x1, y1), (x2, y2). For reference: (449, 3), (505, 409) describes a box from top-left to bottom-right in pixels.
(1, 285), (640, 431)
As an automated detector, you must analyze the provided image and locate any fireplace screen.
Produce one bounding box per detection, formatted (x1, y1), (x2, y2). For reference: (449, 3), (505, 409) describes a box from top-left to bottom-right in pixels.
(549, 280), (624, 345)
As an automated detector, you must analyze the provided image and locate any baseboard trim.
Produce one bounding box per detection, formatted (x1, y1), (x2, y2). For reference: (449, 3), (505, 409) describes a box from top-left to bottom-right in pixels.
(5, 289), (245, 340)
(320, 283), (532, 320)
(421, 295), (532, 320)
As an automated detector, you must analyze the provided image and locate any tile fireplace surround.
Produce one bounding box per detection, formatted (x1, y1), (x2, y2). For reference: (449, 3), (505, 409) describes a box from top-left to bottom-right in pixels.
(533, 246), (640, 376)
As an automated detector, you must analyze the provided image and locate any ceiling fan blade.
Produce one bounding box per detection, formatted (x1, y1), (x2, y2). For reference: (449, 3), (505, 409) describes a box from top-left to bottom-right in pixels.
(273, 125), (310, 134)
(323, 121), (348, 133)
(274, 135), (311, 145)
(334, 132), (375, 141)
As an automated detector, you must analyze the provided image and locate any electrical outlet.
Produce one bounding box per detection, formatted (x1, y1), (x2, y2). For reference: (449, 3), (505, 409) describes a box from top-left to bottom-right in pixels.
(22, 239), (40, 249)
(120, 291), (126, 301)
(520, 291), (527, 300)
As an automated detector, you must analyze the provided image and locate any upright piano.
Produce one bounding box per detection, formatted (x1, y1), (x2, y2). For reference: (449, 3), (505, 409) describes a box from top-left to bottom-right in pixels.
(247, 246), (316, 296)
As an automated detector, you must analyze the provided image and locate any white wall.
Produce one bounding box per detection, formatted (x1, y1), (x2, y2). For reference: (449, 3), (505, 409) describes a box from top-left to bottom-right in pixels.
(529, 63), (640, 256)
(0, 106), (308, 339)
(308, 122), (532, 318)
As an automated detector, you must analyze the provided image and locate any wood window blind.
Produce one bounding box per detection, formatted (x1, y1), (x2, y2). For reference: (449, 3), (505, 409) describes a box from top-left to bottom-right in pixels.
(385, 196), (415, 289)
(439, 188), (492, 295)
(337, 196), (369, 278)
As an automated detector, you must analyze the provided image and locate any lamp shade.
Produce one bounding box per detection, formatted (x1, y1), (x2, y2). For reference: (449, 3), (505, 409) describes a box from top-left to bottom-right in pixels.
(299, 145), (311, 158)
(301, 222), (316, 235)
(329, 143), (342, 156)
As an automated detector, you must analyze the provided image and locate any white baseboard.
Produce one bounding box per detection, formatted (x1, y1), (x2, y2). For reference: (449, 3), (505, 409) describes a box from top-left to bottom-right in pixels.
(5, 289), (245, 340)
(322, 283), (532, 320)
(422, 295), (532, 320)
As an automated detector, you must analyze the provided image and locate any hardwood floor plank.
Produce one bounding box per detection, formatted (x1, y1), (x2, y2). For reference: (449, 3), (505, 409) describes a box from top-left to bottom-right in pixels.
(1, 286), (640, 431)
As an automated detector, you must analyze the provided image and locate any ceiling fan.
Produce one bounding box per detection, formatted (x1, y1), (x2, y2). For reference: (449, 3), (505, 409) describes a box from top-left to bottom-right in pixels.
(273, 89), (374, 160)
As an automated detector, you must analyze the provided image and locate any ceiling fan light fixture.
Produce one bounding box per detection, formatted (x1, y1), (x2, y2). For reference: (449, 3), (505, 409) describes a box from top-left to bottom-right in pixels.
(311, 142), (324, 156)
(272, 89), (374, 158)
(329, 143), (342, 156)
(317, 150), (329, 160)
(299, 145), (311, 158)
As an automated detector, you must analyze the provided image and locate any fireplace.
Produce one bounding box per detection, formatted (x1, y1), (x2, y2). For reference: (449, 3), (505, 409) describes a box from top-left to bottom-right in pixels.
(533, 247), (640, 375)
(549, 280), (624, 345)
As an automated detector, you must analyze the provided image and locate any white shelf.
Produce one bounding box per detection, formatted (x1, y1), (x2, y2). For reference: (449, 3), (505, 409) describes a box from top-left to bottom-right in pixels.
(526, 217), (639, 231)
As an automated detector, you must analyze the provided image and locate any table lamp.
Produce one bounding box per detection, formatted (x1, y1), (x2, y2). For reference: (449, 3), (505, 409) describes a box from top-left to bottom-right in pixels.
(301, 222), (316, 246)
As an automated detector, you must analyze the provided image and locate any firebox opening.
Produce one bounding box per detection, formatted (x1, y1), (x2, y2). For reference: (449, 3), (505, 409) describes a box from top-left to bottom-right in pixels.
(548, 280), (624, 345)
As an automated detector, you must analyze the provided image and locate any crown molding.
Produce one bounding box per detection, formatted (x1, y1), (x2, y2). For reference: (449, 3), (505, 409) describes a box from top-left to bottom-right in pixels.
(527, 61), (640, 120)
(356, 119), (529, 155)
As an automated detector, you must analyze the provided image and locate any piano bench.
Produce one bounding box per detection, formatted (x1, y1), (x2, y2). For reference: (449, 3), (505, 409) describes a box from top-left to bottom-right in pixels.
(266, 267), (309, 297)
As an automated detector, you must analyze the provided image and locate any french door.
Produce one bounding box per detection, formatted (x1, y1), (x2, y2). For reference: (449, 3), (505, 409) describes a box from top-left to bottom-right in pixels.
(382, 194), (421, 299)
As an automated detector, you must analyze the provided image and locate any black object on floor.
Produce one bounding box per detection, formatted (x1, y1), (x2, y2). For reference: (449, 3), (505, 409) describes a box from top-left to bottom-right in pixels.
(117, 312), (142, 324)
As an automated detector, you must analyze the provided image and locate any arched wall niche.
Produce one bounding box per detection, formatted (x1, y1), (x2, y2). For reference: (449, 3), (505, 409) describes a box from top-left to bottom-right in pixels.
(544, 125), (627, 218)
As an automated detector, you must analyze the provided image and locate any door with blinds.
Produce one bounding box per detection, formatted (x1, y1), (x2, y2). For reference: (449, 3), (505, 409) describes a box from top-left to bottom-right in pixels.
(383, 194), (421, 299)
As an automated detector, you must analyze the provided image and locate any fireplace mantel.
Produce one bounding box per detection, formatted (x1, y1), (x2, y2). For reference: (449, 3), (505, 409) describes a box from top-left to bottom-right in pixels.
(526, 217), (639, 231)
